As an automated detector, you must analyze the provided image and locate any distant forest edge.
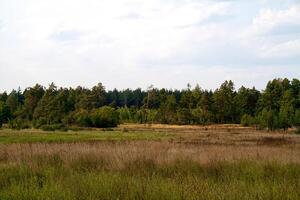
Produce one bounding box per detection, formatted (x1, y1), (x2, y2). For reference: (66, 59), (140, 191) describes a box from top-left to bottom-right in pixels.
(0, 78), (300, 132)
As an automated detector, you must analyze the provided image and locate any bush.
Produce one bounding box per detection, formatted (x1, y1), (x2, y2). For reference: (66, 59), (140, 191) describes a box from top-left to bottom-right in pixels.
(33, 118), (47, 129)
(41, 125), (55, 131)
(293, 110), (300, 134)
(59, 126), (69, 132)
(177, 108), (192, 125)
(73, 109), (92, 127)
(241, 114), (254, 127)
(68, 126), (90, 131)
(8, 119), (31, 130)
(41, 124), (68, 132)
(256, 109), (279, 131)
(118, 107), (132, 123)
(90, 106), (119, 128)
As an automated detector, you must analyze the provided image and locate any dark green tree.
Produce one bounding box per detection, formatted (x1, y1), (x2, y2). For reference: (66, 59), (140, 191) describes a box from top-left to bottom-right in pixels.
(235, 86), (260, 120)
(213, 80), (235, 123)
(0, 101), (11, 127)
(293, 109), (300, 133)
(157, 94), (177, 124)
(277, 90), (295, 131)
(22, 84), (45, 120)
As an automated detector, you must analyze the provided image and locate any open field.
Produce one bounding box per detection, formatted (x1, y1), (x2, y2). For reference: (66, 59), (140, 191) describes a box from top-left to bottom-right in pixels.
(0, 128), (173, 144)
(0, 124), (300, 199)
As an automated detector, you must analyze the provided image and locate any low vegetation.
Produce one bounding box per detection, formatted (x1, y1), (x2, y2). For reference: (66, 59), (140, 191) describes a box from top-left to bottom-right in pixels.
(0, 124), (299, 199)
(0, 153), (299, 199)
(0, 129), (173, 144)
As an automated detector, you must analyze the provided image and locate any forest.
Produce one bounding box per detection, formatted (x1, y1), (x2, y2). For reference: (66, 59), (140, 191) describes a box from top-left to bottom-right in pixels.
(0, 78), (299, 131)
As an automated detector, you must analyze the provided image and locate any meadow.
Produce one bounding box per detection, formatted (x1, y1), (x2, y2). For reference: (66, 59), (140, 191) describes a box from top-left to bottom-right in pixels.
(0, 124), (299, 199)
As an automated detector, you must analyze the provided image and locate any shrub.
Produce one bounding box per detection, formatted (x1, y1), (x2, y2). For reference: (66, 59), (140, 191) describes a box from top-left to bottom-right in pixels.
(40, 124), (68, 131)
(33, 118), (47, 129)
(177, 108), (192, 125)
(103, 128), (114, 131)
(117, 107), (132, 123)
(90, 106), (119, 128)
(293, 110), (300, 134)
(73, 109), (92, 127)
(59, 126), (69, 132)
(41, 125), (55, 131)
(8, 119), (31, 130)
(67, 126), (83, 131)
(256, 109), (279, 131)
(240, 114), (254, 127)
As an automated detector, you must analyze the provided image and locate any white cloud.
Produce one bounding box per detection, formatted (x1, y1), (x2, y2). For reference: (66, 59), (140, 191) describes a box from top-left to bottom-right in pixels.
(0, 0), (299, 92)
(251, 4), (300, 35)
(239, 3), (300, 61)
(260, 39), (300, 58)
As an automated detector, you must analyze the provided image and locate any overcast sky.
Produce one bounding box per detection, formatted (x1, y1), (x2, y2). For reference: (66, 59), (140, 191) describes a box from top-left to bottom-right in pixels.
(0, 0), (299, 92)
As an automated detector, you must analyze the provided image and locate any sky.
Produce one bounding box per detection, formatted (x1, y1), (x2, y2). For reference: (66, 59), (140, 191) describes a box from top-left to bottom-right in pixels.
(0, 0), (299, 92)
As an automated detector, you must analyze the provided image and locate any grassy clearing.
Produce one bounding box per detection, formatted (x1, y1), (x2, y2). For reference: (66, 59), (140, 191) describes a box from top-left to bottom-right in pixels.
(1, 124), (299, 145)
(0, 154), (299, 200)
(0, 125), (299, 199)
(0, 129), (173, 144)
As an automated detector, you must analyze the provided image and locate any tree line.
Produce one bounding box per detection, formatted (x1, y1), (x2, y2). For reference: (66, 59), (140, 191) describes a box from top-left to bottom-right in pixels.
(0, 78), (299, 131)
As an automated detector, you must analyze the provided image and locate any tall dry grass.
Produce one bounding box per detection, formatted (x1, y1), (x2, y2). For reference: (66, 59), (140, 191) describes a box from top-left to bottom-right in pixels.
(0, 125), (300, 199)
(1, 141), (299, 169)
(0, 142), (299, 199)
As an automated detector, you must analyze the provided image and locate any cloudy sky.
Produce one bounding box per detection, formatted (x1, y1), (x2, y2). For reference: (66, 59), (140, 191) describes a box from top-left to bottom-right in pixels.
(0, 0), (299, 92)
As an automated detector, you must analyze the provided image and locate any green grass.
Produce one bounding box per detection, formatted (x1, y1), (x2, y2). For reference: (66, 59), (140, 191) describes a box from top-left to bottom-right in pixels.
(0, 127), (299, 199)
(0, 155), (299, 200)
(0, 129), (174, 144)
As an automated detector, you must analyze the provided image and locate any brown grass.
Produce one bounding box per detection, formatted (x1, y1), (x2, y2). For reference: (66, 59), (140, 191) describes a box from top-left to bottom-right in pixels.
(1, 141), (299, 170)
(0, 124), (299, 200)
(0, 124), (299, 168)
(120, 123), (300, 146)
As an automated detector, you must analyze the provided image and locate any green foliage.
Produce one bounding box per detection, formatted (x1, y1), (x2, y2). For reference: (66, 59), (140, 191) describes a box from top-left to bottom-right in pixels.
(76, 83), (106, 110)
(73, 109), (92, 127)
(22, 84), (45, 120)
(235, 86), (260, 120)
(40, 124), (68, 132)
(213, 80), (235, 123)
(257, 109), (279, 131)
(293, 110), (300, 133)
(134, 109), (157, 124)
(118, 107), (134, 123)
(191, 107), (213, 125)
(157, 95), (177, 124)
(90, 106), (119, 128)
(176, 108), (192, 125)
(1, 78), (299, 130)
(40, 124), (55, 131)
(258, 79), (286, 111)
(240, 114), (254, 127)
(5, 89), (23, 116)
(8, 119), (31, 130)
(0, 101), (11, 125)
(278, 105), (294, 131)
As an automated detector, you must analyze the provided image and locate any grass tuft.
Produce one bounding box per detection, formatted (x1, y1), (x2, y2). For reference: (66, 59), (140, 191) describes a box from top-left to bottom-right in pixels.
(0, 156), (299, 200)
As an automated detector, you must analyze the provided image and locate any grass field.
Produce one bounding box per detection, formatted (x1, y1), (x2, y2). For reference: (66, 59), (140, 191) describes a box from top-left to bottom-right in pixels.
(0, 129), (173, 144)
(0, 124), (299, 199)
